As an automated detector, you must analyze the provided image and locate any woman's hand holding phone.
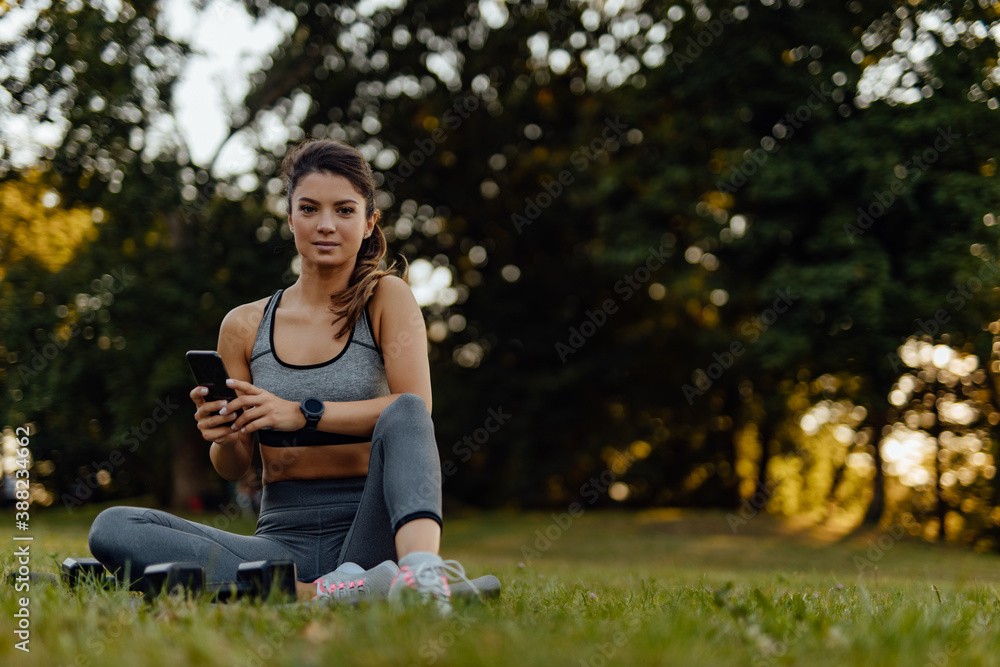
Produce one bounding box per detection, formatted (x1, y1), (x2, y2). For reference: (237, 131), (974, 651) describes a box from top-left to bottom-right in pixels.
(189, 378), (306, 442)
(222, 379), (308, 434)
(187, 350), (245, 446)
(186, 350), (307, 440)
(190, 385), (242, 446)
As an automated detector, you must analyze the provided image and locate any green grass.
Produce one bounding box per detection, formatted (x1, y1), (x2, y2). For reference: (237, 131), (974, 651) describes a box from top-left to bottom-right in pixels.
(4, 502), (1000, 666)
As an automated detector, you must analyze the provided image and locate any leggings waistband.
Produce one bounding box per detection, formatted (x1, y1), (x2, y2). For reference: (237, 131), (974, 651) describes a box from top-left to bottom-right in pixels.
(259, 476), (367, 516)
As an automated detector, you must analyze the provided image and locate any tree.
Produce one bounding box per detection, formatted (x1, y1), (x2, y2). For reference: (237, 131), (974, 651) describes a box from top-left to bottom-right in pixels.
(0, 0), (288, 508)
(3, 0), (1000, 537)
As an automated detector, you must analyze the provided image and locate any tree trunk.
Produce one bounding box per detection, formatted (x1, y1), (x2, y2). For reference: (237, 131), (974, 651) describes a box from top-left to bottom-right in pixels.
(171, 429), (208, 511)
(757, 416), (775, 494)
(930, 416), (946, 541)
(981, 335), (1000, 517)
(823, 453), (849, 522)
(710, 388), (742, 509)
(166, 207), (206, 511)
(862, 409), (888, 525)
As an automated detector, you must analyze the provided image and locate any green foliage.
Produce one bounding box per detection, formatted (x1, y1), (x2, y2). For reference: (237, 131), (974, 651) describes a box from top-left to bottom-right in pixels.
(5, 508), (1000, 665)
(0, 2), (291, 505)
(2, 0), (1000, 542)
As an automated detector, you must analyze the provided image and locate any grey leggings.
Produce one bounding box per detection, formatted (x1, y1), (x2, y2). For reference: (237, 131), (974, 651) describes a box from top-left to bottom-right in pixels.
(88, 394), (442, 584)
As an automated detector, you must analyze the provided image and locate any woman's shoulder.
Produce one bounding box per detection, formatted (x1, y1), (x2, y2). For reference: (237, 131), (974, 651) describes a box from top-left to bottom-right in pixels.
(218, 294), (276, 349)
(368, 274), (418, 316)
(371, 274), (411, 302)
(367, 274), (420, 339)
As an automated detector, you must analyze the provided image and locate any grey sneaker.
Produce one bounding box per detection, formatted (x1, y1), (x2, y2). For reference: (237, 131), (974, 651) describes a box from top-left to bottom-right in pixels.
(453, 574), (500, 601)
(388, 552), (479, 616)
(311, 560), (399, 605)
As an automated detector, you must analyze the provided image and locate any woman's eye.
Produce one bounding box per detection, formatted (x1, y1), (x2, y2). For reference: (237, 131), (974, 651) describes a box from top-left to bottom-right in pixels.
(338, 207), (354, 215)
(300, 205), (316, 213)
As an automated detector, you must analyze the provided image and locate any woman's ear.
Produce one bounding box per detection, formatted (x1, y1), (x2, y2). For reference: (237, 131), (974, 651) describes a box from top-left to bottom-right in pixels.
(365, 210), (379, 238)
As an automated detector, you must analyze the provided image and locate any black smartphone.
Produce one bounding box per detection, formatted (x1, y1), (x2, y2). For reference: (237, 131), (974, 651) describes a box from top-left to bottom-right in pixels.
(186, 350), (243, 418)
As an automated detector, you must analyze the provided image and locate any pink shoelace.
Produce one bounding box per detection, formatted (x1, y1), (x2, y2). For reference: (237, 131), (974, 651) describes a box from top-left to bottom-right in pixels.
(391, 560), (475, 615)
(313, 576), (366, 600)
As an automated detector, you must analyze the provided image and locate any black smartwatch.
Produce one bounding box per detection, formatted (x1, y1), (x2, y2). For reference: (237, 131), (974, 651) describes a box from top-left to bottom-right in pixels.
(299, 397), (324, 432)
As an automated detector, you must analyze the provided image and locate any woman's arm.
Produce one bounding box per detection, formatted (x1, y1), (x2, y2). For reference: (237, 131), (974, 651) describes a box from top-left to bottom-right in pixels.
(227, 275), (431, 438)
(370, 274), (433, 411)
(308, 274), (432, 432)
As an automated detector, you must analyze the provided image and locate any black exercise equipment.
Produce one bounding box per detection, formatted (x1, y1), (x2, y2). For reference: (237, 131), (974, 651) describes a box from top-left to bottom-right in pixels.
(142, 561), (205, 598)
(61, 557), (108, 588)
(141, 559), (297, 602)
(227, 559), (298, 602)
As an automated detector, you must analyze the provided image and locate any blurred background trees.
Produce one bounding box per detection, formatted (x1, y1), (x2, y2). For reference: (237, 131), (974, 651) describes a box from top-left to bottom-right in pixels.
(2, 0), (1000, 549)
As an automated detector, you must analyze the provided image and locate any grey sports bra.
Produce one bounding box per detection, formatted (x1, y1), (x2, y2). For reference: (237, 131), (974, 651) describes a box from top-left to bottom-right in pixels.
(249, 289), (390, 447)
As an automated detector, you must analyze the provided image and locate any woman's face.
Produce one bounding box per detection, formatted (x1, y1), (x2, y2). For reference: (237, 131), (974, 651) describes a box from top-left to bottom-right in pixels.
(288, 171), (376, 269)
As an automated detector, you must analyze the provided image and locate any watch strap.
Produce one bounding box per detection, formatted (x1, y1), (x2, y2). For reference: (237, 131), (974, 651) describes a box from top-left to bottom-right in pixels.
(299, 397), (324, 432)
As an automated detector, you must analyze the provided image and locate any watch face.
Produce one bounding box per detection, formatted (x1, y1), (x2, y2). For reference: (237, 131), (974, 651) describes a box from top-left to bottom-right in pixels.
(303, 398), (323, 415)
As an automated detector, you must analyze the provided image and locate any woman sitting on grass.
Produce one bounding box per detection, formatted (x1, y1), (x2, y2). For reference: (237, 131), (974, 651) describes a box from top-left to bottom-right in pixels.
(88, 138), (478, 614)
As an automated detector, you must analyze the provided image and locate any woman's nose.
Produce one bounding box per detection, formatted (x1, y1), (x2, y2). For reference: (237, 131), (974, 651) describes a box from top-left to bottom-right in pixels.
(317, 212), (336, 231)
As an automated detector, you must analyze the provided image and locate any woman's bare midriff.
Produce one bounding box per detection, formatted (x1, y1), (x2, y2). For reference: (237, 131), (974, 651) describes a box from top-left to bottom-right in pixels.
(260, 441), (371, 484)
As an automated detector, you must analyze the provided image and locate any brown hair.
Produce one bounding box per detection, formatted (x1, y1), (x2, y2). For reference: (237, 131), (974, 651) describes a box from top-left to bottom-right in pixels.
(281, 138), (405, 339)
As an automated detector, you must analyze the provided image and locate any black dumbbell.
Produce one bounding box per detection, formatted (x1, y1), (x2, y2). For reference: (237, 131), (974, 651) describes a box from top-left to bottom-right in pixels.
(207, 560), (297, 602)
(143, 560), (296, 602)
(61, 557), (107, 588)
(142, 561), (205, 599)
(230, 559), (297, 602)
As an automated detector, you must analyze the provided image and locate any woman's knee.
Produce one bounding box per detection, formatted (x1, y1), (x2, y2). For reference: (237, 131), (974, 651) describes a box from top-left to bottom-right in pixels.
(390, 393), (429, 416)
(376, 393), (431, 432)
(88, 506), (140, 558)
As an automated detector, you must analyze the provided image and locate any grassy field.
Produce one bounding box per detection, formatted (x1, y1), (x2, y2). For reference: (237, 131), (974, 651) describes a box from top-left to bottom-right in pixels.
(3, 501), (1000, 666)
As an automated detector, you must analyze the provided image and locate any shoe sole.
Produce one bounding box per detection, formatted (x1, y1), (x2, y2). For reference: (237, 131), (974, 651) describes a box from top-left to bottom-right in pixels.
(451, 574), (501, 601)
(308, 573), (502, 609)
